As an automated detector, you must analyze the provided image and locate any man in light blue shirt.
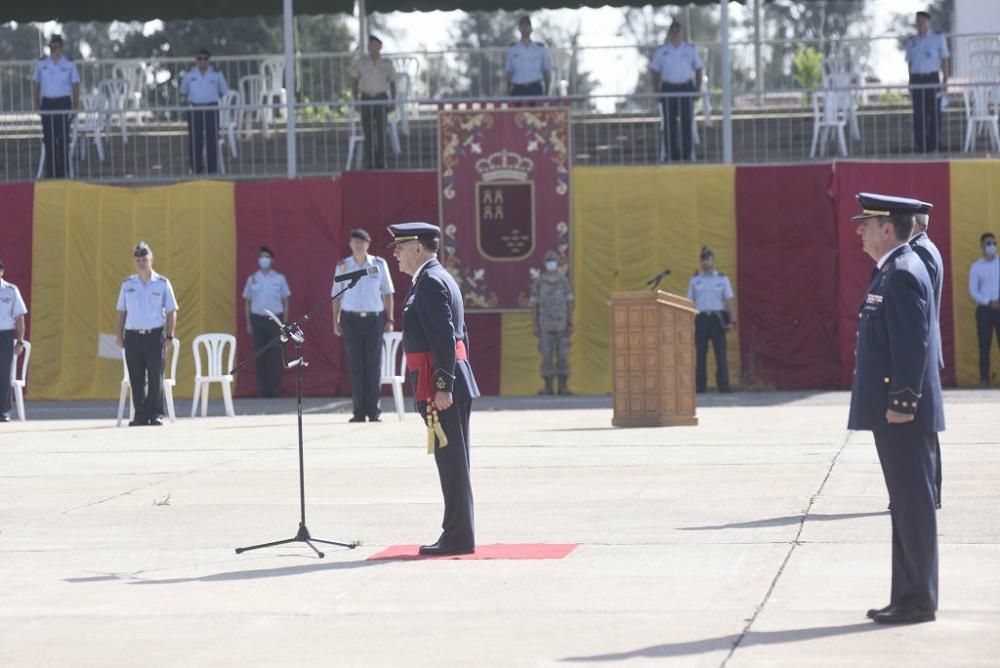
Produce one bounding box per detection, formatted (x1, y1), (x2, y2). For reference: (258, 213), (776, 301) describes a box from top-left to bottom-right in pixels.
(905, 11), (950, 153)
(505, 16), (552, 96)
(180, 48), (229, 174)
(0, 259), (28, 422)
(115, 242), (179, 426)
(650, 21), (704, 162)
(333, 229), (395, 422)
(969, 232), (1000, 386)
(31, 35), (80, 179)
(243, 246), (291, 398)
(686, 246), (736, 393)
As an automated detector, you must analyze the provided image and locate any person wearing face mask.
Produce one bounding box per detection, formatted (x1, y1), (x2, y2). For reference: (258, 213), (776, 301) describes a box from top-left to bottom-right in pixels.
(530, 249), (574, 396)
(687, 246), (736, 393)
(243, 246), (291, 398)
(968, 232), (1000, 387)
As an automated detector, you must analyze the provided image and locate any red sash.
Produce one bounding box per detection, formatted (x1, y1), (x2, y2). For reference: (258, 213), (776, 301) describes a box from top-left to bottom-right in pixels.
(405, 340), (467, 401)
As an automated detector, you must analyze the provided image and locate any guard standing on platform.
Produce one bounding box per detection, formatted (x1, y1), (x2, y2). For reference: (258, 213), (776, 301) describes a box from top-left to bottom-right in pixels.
(180, 48), (229, 174)
(850, 193), (943, 625)
(505, 16), (552, 97)
(905, 11), (949, 153)
(530, 249), (573, 395)
(31, 35), (80, 179)
(687, 246), (735, 393)
(0, 260), (28, 423)
(909, 205), (944, 509)
(968, 232), (1000, 386)
(115, 242), (179, 427)
(649, 21), (703, 162)
(332, 229), (395, 422)
(351, 35), (397, 170)
(389, 222), (479, 556)
(243, 246), (291, 398)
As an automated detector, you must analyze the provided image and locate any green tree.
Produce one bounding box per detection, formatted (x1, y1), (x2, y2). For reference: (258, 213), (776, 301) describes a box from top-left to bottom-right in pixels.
(0, 22), (44, 111)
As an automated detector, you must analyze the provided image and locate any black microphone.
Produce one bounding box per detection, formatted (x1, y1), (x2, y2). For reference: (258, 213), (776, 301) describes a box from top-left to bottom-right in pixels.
(645, 268), (671, 286)
(334, 265), (380, 283)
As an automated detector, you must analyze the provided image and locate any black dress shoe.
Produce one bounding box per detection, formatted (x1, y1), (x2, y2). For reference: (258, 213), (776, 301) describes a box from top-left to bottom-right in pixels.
(348, 416), (366, 423)
(128, 419), (146, 427)
(418, 543), (475, 556)
(368, 415), (382, 423)
(866, 604), (891, 619)
(936, 501), (942, 510)
(873, 606), (936, 625)
(147, 417), (164, 426)
(0, 414), (10, 422)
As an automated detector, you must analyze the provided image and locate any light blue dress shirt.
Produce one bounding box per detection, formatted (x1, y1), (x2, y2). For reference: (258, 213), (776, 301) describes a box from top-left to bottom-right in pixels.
(243, 270), (291, 315)
(650, 42), (704, 84)
(180, 67), (229, 104)
(32, 57), (80, 98)
(505, 41), (552, 85)
(686, 270), (734, 312)
(333, 255), (394, 312)
(0, 279), (28, 330)
(905, 31), (950, 75)
(116, 272), (179, 329)
(968, 257), (1000, 306)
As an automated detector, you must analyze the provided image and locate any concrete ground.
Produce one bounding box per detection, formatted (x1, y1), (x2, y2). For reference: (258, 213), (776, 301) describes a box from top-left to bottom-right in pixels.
(1, 391), (998, 667)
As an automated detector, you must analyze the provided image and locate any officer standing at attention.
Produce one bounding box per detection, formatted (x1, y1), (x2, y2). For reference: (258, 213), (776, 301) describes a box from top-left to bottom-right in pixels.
(649, 21), (703, 162)
(530, 249), (573, 396)
(0, 260), (28, 423)
(31, 35), (80, 179)
(687, 246), (735, 393)
(180, 48), (229, 175)
(243, 246), (291, 398)
(905, 10), (949, 153)
(968, 231), (1000, 387)
(909, 204), (944, 509)
(351, 35), (397, 170)
(115, 242), (179, 427)
(332, 229), (395, 422)
(389, 222), (479, 556)
(505, 16), (552, 97)
(850, 193), (943, 625)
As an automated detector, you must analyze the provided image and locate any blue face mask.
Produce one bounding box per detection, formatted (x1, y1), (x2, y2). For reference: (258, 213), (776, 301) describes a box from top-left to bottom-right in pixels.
(259, 257), (272, 270)
(545, 260), (558, 272)
(986, 243), (997, 258)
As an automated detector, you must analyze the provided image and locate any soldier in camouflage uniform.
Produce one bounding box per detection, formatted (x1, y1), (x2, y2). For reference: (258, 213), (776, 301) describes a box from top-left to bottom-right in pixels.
(530, 249), (574, 395)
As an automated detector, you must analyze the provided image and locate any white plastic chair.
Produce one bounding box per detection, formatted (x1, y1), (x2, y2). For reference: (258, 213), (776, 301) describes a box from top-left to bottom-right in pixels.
(809, 85), (850, 158)
(35, 144), (45, 180)
(345, 97), (402, 170)
(238, 74), (270, 137)
(98, 78), (130, 142)
(191, 333), (236, 418)
(9, 340), (30, 422)
(217, 90), (242, 174)
(116, 337), (180, 427)
(259, 56), (287, 120)
(111, 61), (147, 119)
(963, 52), (1000, 153)
(69, 93), (108, 168)
(381, 332), (406, 422)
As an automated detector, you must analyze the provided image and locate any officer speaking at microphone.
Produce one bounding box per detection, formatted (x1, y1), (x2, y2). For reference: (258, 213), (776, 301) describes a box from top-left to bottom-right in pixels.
(115, 242), (179, 427)
(850, 193), (944, 625)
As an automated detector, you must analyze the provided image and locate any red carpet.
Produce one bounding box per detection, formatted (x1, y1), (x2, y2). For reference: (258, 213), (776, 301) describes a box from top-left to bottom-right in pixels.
(367, 543), (578, 561)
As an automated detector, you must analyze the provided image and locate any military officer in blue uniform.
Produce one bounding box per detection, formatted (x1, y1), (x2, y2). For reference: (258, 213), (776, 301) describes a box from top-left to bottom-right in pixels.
(850, 193), (944, 625)
(31, 35), (80, 179)
(687, 246), (736, 393)
(243, 246), (291, 398)
(115, 242), (179, 427)
(179, 48), (229, 174)
(905, 11), (950, 153)
(0, 259), (29, 423)
(389, 222), (479, 556)
(505, 16), (552, 96)
(649, 21), (704, 162)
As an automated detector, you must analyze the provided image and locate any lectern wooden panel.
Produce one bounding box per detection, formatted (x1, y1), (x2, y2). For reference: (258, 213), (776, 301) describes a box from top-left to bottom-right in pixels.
(611, 290), (697, 427)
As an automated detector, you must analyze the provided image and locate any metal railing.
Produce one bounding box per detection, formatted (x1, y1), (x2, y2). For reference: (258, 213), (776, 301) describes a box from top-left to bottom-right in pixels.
(3, 82), (998, 184)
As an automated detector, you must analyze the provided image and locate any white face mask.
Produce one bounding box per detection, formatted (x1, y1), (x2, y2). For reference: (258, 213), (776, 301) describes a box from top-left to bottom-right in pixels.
(986, 243), (997, 258)
(258, 257), (272, 270)
(544, 260), (558, 272)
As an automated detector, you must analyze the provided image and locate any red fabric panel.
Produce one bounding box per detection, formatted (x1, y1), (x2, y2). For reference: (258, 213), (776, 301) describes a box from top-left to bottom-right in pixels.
(735, 165), (840, 389)
(0, 183), (34, 340)
(830, 161), (954, 388)
(466, 312), (501, 396)
(234, 179), (344, 397)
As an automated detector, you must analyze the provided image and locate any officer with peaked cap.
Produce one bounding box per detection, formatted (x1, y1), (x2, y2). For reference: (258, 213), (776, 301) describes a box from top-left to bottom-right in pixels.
(388, 222), (480, 556)
(115, 242), (179, 426)
(687, 245), (736, 393)
(850, 193), (944, 625)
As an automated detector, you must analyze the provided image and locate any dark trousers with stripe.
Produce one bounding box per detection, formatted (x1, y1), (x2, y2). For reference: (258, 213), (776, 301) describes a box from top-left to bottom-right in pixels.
(910, 73), (940, 153)
(251, 313), (284, 397)
(342, 312), (384, 419)
(420, 399), (475, 548)
(874, 428), (939, 612)
(975, 305), (1000, 384)
(0, 330), (14, 416)
(125, 329), (164, 422)
(695, 312), (730, 392)
(40, 96), (72, 178)
(187, 104), (219, 174)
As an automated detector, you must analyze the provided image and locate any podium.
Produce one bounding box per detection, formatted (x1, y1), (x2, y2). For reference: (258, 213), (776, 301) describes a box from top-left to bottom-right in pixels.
(611, 290), (698, 427)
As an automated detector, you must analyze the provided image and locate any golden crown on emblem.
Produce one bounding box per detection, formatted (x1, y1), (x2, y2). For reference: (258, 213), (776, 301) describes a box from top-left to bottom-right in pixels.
(474, 150), (534, 182)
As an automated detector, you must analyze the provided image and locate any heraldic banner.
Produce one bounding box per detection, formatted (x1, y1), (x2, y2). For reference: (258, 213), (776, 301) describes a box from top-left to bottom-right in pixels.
(439, 107), (571, 310)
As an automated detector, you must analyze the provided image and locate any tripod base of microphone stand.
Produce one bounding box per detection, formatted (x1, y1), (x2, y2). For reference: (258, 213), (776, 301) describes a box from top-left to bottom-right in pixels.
(235, 522), (357, 559)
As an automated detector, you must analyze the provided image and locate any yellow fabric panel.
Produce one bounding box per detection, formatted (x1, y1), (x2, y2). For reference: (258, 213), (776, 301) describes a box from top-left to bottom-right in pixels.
(30, 181), (235, 400)
(500, 311), (541, 395)
(567, 166), (738, 395)
(950, 161), (1000, 386)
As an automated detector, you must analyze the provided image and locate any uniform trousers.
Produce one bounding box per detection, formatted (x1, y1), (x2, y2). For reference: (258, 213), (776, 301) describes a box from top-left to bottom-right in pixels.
(40, 96), (72, 178)
(538, 329), (570, 378)
(660, 81), (696, 162)
(511, 81), (544, 96)
(420, 398), (475, 548)
(250, 313), (283, 397)
(360, 93), (390, 170)
(909, 73), (940, 153)
(975, 305), (1000, 384)
(125, 328), (165, 422)
(0, 330), (15, 416)
(342, 311), (384, 419)
(873, 428), (939, 612)
(187, 103), (220, 174)
(695, 312), (730, 392)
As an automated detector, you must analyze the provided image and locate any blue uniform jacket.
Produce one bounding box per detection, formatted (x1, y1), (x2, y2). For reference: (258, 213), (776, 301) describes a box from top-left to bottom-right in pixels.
(402, 258), (480, 405)
(848, 245), (944, 433)
(909, 231), (944, 369)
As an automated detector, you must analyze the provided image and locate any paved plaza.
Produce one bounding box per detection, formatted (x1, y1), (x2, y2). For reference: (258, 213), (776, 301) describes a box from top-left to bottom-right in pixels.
(1, 391), (998, 667)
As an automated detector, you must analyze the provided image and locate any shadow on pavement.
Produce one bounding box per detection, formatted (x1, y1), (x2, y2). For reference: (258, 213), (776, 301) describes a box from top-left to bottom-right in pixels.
(678, 511), (888, 531)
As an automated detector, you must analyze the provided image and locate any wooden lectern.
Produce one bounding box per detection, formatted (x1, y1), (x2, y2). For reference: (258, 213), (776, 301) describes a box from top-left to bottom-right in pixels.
(611, 290), (698, 427)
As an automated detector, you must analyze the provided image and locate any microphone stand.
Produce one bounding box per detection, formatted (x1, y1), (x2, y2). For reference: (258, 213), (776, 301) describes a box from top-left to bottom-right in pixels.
(232, 275), (364, 558)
